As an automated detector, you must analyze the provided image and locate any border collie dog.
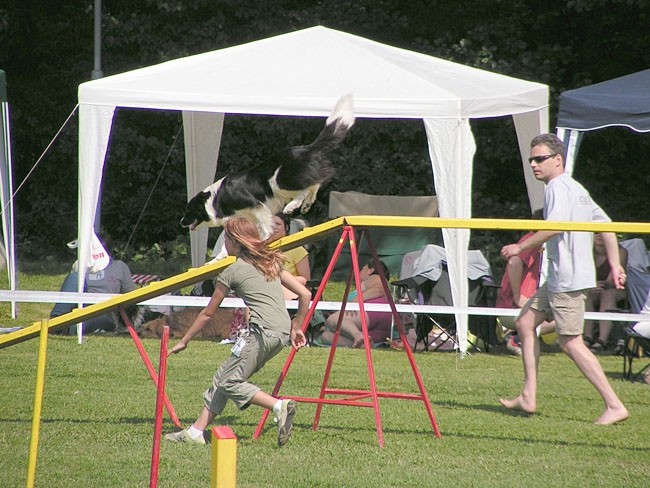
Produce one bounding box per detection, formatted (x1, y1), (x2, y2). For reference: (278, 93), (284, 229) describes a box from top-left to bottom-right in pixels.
(180, 94), (355, 252)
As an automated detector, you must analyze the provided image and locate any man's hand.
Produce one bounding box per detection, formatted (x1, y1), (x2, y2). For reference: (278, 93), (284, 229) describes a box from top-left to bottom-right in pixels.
(611, 265), (627, 290)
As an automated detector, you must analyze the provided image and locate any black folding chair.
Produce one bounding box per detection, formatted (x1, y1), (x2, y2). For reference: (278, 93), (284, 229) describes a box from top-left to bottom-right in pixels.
(622, 325), (650, 381)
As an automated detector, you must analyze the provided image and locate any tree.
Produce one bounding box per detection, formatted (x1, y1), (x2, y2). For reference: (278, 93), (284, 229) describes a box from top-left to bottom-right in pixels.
(1, 0), (647, 260)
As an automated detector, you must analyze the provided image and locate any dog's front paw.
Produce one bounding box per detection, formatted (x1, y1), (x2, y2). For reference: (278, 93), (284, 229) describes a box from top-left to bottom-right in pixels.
(283, 200), (302, 214)
(300, 201), (314, 213)
(300, 189), (318, 214)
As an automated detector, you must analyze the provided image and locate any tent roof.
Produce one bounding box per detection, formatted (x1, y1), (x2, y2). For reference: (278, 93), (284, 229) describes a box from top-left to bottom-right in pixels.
(78, 26), (547, 119)
(75, 25), (550, 351)
(557, 69), (650, 132)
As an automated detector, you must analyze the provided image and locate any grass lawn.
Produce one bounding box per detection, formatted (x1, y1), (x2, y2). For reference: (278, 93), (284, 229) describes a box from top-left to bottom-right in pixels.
(1, 267), (649, 487)
(1, 334), (649, 487)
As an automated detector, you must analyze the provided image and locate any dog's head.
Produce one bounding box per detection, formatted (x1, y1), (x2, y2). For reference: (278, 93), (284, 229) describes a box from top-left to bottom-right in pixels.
(181, 180), (223, 230)
(180, 191), (211, 230)
(139, 317), (172, 339)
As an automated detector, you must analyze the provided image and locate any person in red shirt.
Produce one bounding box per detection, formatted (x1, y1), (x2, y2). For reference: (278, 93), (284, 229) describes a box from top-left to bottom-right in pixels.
(497, 212), (555, 354)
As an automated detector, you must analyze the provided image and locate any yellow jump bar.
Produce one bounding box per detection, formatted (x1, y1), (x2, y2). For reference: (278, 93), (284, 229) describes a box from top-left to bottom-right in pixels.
(2, 216), (647, 350)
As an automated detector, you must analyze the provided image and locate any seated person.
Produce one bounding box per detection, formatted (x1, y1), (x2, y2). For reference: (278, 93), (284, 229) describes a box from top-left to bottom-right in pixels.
(50, 234), (138, 334)
(267, 212), (330, 338)
(632, 320), (650, 340)
(206, 213), (313, 341)
(584, 232), (628, 352)
(496, 213), (555, 355)
(267, 213), (311, 299)
(628, 289), (650, 384)
(629, 266), (650, 339)
(318, 260), (392, 348)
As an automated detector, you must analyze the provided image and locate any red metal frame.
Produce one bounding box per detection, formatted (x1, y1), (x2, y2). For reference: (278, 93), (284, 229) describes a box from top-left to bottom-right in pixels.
(253, 225), (441, 446)
(119, 309), (182, 429)
(149, 325), (169, 488)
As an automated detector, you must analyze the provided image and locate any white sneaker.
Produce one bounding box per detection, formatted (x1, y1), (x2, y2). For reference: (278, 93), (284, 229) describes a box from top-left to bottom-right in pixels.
(164, 427), (206, 445)
(275, 400), (296, 447)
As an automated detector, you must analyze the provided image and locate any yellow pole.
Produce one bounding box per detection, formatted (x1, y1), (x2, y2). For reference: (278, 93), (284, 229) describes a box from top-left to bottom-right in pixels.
(26, 320), (49, 488)
(210, 426), (237, 488)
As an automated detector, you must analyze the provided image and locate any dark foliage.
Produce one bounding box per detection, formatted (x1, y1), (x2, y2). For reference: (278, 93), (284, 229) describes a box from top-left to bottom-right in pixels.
(0, 0), (648, 271)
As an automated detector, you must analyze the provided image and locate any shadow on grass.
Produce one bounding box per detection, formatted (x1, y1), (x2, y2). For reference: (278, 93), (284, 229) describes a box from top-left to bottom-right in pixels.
(431, 398), (532, 416)
(247, 416), (650, 453)
(441, 429), (650, 453)
(0, 414), (242, 426)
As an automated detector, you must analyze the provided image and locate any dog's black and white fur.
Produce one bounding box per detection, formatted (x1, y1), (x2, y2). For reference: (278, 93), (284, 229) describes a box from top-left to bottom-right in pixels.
(180, 94), (355, 259)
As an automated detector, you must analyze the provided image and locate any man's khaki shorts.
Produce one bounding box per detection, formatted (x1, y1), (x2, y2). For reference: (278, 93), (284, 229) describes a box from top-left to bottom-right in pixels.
(527, 284), (586, 336)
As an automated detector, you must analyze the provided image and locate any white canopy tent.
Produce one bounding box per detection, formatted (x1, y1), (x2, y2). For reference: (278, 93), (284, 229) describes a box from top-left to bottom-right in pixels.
(77, 26), (548, 352)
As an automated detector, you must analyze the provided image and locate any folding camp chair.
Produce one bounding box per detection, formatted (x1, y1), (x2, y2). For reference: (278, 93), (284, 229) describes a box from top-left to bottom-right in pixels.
(622, 325), (650, 381)
(390, 277), (458, 352)
(618, 238), (650, 372)
(392, 245), (498, 352)
(326, 191), (440, 279)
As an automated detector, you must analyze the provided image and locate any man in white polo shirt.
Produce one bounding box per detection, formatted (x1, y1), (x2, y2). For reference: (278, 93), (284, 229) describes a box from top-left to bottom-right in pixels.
(499, 133), (628, 425)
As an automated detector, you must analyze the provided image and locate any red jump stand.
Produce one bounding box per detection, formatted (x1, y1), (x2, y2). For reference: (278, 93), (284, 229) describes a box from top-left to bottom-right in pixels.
(119, 309), (182, 429)
(253, 225), (441, 446)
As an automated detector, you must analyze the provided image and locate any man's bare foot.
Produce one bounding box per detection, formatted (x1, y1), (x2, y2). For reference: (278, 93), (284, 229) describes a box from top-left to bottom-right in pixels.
(594, 406), (629, 425)
(499, 395), (536, 414)
(352, 336), (365, 348)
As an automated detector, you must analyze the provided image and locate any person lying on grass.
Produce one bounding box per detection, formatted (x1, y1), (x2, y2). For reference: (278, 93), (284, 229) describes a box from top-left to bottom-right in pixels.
(165, 218), (310, 447)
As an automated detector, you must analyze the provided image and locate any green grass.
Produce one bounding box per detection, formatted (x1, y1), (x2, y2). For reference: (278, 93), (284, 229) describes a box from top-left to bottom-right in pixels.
(1, 268), (650, 487)
(0, 269), (70, 328)
(1, 336), (649, 487)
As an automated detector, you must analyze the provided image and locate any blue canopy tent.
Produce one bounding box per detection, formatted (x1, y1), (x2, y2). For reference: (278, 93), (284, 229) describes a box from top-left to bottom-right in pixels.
(556, 69), (650, 174)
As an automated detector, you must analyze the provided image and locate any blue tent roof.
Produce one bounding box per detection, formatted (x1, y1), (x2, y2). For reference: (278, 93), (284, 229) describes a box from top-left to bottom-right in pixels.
(557, 69), (650, 132)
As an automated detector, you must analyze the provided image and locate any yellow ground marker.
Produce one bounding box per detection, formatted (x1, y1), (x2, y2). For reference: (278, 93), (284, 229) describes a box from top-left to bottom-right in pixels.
(211, 426), (237, 488)
(26, 319), (49, 488)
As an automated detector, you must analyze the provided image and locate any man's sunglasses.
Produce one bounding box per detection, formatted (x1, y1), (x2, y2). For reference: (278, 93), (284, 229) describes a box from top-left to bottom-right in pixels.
(528, 154), (557, 164)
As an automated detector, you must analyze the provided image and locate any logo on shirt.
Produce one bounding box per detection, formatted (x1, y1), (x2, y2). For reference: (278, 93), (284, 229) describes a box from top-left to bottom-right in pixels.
(88, 270), (105, 280)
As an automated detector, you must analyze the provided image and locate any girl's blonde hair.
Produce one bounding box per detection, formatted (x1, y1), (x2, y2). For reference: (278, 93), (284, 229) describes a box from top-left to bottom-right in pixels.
(224, 218), (284, 281)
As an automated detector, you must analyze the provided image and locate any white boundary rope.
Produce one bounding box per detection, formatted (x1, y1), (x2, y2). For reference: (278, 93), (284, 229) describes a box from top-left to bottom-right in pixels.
(5, 105), (78, 214)
(0, 290), (645, 323)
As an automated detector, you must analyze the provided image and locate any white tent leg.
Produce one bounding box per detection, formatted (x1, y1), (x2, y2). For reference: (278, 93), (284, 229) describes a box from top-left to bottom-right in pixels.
(513, 110), (548, 213)
(556, 128), (582, 177)
(1, 101), (16, 318)
(77, 104), (115, 343)
(182, 111), (224, 268)
(424, 118), (474, 354)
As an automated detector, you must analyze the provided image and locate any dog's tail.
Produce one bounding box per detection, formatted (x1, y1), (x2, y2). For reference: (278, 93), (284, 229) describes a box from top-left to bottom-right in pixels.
(294, 93), (355, 157)
(326, 93), (355, 135)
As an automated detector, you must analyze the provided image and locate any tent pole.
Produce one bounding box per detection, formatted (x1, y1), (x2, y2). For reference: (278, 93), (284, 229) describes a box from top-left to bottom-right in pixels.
(91, 0), (103, 80)
(0, 71), (17, 318)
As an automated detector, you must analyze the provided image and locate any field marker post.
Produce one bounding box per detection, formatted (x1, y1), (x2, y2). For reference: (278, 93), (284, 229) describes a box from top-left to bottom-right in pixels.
(26, 319), (49, 488)
(210, 426), (237, 488)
